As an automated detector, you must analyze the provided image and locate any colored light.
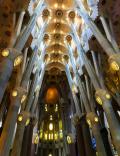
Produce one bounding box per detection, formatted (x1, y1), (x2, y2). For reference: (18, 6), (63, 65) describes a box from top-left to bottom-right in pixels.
(45, 87), (59, 104)
(55, 104), (58, 112)
(54, 133), (58, 140)
(49, 123), (53, 131)
(50, 115), (53, 120)
(59, 120), (62, 130)
(45, 104), (48, 111)
(59, 130), (63, 139)
(44, 133), (48, 140)
(40, 130), (43, 139)
(49, 133), (51, 140)
(50, 133), (53, 140)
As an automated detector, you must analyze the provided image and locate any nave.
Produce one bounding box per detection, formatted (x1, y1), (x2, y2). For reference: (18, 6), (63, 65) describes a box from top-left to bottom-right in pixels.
(0, 0), (120, 156)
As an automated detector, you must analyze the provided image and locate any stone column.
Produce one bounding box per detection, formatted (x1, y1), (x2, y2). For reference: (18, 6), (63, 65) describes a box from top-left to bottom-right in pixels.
(59, 148), (62, 156)
(72, 30), (120, 155)
(87, 112), (108, 156)
(65, 64), (81, 116)
(11, 111), (31, 156)
(21, 119), (36, 156)
(0, 87), (26, 156)
(101, 127), (114, 156)
(75, 1), (116, 56)
(95, 89), (120, 155)
(11, 64), (45, 156)
(10, 11), (25, 47)
(66, 42), (107, 156)
(100, 13), (119, 53)
(0, 49), (22, 104)
(21, 124), (31, 156)
(0, 1), (45, 104)
(40, 148), (43, 156)
(80, 115), (96, 156)
(69, 143), (77, 156)
(74, 116), (86, 156)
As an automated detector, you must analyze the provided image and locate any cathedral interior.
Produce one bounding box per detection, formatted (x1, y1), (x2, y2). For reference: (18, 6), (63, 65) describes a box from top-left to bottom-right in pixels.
(0, 0), (120, 156)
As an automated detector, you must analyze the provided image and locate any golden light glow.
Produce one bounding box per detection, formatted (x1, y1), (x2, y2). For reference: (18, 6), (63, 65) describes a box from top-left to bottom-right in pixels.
(26, 118), (30, 126)
(55, 104), (58, 112)
(72, 84), (78, 93)
(59, 130), (63, 139)
(59, 120), (62, 130)
(40, 130), (43, 139)
(106, 94), (111, 99)
(110, 61), (119, 71)
(18, 115), (23, 122)
(54, 133), (58, 140)
(49, 133), (51, 140)
(45, 87), (59, 104)
(96, 96), (103, 105)
(12, 90), (18, 97)
(14, 55), (23, 67)
(40, 132), (43, 139)
(21, 95), (26, 103)
(1, 49), (9, 57)
(44, 133), (48, 140)
(50, 115), (53, 120)
(62, 4), (65, 9)
(50, 133), (53, 140)
(48, 154), (52, 156)
(94, 117), (99, 122)
(87, 119), (91, 127)
(45, 104), (48, 111)
(54, 3), (58, 8)
(34, 134), (39, 144)
(49, 123), (53, 131)
(67, 136), (72, 144)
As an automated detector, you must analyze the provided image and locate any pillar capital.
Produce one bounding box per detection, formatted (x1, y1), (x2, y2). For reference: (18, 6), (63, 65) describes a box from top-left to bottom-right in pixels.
(95, 89), (111, 105)
(86, 112), (99, 128)
(72, 113), (85, 126)
(66, 133), (75, 144)
(10, 87), (27, 104)
(0, 48), (23, 67)
(72, 114), (80, 126)
(17, 111), (31, 126)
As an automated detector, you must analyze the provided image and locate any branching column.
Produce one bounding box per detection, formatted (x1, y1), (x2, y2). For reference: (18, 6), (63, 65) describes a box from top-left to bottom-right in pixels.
(66, 57), (106, 156)
(71, 27), (120, 154)
(0, 0), (45, 103)
(11, 62), (46, 156)
(74, 1), (120, 74)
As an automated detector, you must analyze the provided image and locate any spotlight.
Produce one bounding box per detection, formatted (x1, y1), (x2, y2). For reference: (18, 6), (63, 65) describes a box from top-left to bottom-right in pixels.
(12, 90), (18, 97)
(14, 55), (22, 67)
(110, 61), (119, 71)
(1, 49), (9, 57)
(96, 96), (103, 105)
